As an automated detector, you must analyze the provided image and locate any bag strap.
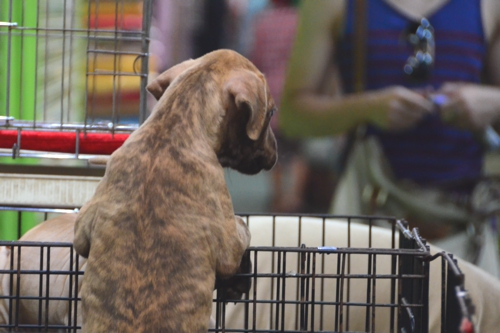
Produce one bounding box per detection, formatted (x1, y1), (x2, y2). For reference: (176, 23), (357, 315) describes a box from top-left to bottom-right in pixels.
(338, 0), (367, 174)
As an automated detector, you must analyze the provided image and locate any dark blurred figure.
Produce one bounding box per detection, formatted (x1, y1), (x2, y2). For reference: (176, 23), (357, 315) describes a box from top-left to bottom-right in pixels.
(193, 0), (229, 58)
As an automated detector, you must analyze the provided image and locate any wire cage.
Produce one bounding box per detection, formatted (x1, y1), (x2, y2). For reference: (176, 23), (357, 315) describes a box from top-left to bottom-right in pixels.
(0, 0), (152, 159)
(0, 207), (475, 333)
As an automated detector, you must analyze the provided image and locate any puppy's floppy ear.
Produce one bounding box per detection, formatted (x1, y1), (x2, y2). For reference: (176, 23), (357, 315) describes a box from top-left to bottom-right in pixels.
(147, 59), (198, 100)
(224, 69), (268, 141)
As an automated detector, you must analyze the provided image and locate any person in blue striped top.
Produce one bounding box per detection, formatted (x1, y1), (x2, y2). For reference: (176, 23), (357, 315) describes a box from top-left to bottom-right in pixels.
(280, 0), (500, 277)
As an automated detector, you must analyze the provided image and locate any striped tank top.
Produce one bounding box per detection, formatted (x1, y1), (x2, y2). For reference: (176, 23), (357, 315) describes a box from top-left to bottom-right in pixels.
(338, 0), (486, 192)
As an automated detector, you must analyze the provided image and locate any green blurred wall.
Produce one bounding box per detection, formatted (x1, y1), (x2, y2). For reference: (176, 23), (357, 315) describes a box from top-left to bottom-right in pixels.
(0, 0), (40, 239)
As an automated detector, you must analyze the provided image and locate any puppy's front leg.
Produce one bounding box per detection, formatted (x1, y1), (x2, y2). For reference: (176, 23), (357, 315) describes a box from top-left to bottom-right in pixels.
(217, 216), (250, 276)
(215, 249), (252, 300)
(235, 215), (251, 252)
(215, 216), (252, 300)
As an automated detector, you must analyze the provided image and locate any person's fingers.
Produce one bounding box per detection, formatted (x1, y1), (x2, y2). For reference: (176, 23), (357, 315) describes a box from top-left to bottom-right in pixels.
(388, 106), (426, 130)
(438, 82), (466, 95)
(403, 91), (435, 114)
(384, 89), (434, 130)
(376, 86), (435, 131)
(440, 97), (472, 129)
(439, 97), (459, 123)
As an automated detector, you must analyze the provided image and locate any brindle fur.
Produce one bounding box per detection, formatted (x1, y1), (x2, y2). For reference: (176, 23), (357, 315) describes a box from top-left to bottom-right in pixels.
(74, 49), (277, 333)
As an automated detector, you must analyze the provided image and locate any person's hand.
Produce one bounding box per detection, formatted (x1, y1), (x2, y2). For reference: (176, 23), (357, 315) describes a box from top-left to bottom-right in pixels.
(437, 83), (500, 131)
(367, 86), (434, 131)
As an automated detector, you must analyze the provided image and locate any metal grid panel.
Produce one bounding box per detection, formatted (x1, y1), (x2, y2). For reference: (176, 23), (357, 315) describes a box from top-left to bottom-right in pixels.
(215, 215), (429, 333)
(0, 0), (152, 159)
(1, 241), (81, 332)
(0, 208), (475, 332)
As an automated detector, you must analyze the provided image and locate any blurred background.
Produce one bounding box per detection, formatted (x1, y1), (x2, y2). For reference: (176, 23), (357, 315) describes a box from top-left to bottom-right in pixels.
(0, 0), (341, 220)
(2, 0), (499, 239)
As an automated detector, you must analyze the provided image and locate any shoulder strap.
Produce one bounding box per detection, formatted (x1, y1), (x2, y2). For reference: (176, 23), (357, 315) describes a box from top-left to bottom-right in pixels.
(338, 0), (367, 174)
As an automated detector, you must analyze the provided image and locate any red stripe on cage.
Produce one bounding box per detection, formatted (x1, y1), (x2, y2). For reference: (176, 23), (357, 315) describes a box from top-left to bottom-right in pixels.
(0, 130), (129, 155)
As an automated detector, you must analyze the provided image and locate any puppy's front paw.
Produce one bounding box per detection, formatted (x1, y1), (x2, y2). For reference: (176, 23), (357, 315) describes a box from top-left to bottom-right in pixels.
(215, 250), (252, 301)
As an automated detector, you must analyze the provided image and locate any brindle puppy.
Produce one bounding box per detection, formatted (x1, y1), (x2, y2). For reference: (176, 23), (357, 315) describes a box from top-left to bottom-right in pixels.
(74, 49), (277, 333)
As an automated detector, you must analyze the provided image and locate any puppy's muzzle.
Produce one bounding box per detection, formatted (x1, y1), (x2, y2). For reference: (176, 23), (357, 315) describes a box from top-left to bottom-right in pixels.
(240, 149), (277, 174)
(236, 131), (277, 175)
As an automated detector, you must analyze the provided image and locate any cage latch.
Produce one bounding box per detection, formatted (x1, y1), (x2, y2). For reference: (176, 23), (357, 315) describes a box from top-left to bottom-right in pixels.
(401, 297), (416, 333)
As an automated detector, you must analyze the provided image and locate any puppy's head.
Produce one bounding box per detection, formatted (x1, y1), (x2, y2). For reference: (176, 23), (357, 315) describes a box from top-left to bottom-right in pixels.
(216, 64), (277, 175)
(147, 49), (277, 175)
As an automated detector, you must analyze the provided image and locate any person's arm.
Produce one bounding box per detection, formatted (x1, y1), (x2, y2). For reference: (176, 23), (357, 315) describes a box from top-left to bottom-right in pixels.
(279, 0), (365, 138)
(279, 0), (433, 139)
